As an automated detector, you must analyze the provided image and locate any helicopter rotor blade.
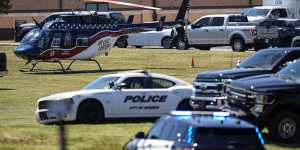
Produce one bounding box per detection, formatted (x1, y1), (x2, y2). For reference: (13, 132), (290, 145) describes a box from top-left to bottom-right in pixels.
(32, 17), (42, 29)
(83, 0), (161, 10)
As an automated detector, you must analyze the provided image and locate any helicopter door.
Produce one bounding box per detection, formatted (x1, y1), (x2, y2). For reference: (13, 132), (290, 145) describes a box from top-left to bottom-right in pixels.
(51, 38), (61, 48)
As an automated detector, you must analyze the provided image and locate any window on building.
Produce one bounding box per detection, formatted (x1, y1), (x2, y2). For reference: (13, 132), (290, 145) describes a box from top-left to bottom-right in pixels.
(85, 2), (109, 12)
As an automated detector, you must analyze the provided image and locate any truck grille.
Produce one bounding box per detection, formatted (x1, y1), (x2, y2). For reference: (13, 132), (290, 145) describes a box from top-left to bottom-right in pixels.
(226, 86), (256, 109)
(195, 92), (221, 97)
(39, 112), (48, 120)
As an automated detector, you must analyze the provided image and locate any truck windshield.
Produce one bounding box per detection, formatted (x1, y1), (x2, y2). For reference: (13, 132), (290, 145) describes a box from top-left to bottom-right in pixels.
(83, 77), (120, 90)
(239, 50), (284, 69)
(244, 8), (270, 17)
(20, 29), (40, 46)
(276, 60), (300, 83)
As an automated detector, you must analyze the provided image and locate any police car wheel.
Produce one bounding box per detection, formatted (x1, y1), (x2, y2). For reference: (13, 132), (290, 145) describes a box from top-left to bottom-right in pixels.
(176, 99), (193, 111)
(269, 111), (300, 143)
(77, 100), (104, 124)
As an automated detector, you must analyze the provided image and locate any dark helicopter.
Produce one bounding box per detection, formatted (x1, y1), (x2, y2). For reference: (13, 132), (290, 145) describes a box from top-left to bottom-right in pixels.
(14, 0), (190, 72)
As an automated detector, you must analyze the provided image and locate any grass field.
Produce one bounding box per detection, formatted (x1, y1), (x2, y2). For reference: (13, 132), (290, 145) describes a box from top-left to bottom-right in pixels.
(0, 46), (299, 150)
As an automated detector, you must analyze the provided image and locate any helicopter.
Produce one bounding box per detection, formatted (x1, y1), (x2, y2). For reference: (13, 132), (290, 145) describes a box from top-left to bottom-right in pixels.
(14, 0), (190, 72)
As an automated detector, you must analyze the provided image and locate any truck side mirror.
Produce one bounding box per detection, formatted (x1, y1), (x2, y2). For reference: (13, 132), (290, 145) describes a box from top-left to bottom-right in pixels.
(236, 60), (241, 68)
(191, 24), (200, 29)
(135, 132), (145, 139)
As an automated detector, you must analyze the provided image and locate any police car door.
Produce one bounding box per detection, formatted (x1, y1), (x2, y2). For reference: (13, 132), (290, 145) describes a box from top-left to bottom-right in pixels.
(113, 77), (151, 117)
(145, 77), (178, 115)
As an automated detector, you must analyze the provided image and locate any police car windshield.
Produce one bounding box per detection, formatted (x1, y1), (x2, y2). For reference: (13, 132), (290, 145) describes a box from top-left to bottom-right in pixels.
(20, 29), (40, 46)
(244, 8), (269, 16)
(277, 60), (300, 83)
(239, 50), (284, 69)
(83, 77), (120, 90)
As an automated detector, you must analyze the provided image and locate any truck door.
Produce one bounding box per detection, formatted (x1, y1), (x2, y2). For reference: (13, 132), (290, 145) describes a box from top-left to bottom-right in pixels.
(188, 17), (211, 44)
(206, 17), (226, 44)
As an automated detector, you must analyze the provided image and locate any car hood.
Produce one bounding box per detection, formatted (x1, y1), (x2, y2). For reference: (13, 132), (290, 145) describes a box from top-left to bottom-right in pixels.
(196, 68), (270, 80)
(38, 89), (112, 101)
(230, 74), (300, 93)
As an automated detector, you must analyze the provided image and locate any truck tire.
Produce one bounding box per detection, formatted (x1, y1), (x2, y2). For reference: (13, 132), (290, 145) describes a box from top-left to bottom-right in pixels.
(175, 37), (189, 50)
(161, 37), (173, 49)
(231, 37), (246, 52)
(268, 111), (300, 143)
(292, 41), (300, 47)
(115, 38), (128, 48)
(176, 99), (192, 111)
(77, 100), (104, 124)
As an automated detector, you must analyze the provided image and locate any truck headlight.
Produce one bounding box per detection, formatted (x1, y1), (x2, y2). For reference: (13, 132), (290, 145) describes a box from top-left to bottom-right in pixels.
(63, 98), (74, 105)
(255, 94), (275, 105)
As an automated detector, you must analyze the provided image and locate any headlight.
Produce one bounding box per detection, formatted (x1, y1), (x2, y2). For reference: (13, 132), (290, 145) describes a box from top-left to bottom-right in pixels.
(255, 94), (275, 105)
(63, 98), (74, 105)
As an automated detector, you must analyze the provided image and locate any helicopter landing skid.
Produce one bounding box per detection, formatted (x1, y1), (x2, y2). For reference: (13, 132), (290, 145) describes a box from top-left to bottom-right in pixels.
(30, 60), (66, 72)
(66, 59), (102, 71)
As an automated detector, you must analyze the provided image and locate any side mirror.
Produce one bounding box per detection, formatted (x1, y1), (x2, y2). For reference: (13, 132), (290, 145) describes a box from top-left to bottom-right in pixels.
(116, 82), (127, 90)
(236, 60), (241, 68)
(135, 132), (145, 139)
(191, 24), (200, 29)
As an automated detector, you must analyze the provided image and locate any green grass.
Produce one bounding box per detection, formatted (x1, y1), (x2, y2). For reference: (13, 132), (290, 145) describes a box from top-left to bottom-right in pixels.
(0, 46), (299, 150)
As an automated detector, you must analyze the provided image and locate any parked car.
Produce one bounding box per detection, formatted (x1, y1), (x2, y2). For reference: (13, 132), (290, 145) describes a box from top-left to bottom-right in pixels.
(126, 29), (174, 49)
(174, 14), (256, 51)
(191, 48), (300, 110)
(126, 111), (265, 150)
(35, 70), (193, 124)
(224, 58), (300, 143)
(0, 53), (7, 77)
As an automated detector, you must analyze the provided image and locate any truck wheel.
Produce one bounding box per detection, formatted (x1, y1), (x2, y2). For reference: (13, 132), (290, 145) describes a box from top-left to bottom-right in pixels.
(231, 37), (246, 52)
(161, 37), (173, 49)
(77, 100), (104, 124)
(175, 38), (189, 50)
(115, 38), (128, 48)
(176, 99), (192, 111)
(269, 112), (300, 143)
(292, 41), (300, 47)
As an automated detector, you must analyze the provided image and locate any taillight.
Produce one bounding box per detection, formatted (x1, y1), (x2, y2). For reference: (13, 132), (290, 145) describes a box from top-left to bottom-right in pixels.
(251, 28), (257, 36)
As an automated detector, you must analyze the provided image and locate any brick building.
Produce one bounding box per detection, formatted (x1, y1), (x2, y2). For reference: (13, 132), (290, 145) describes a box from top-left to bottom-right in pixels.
(0, 0), (262, 40)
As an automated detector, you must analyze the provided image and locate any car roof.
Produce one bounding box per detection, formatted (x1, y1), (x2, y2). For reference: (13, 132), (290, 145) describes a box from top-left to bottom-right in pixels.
(101, 70), (191, 86)
(166, 112), (256, 129)
(254, 6), (286, 9)
(203, 14), (241, 18)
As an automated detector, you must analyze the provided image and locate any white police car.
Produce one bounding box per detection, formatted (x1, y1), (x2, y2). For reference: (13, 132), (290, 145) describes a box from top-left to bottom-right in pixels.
(35, 70), (193, 124)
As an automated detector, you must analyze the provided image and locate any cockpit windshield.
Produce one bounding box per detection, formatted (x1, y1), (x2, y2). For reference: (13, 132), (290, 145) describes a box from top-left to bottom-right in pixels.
(276, 60), (300, 83)
(83, 76), (120, 90)
(238, 50), (284, 70)
(20, 29), (40, 46)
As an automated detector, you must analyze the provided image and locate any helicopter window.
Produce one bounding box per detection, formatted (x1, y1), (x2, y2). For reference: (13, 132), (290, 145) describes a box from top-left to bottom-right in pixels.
(51, 38), (61, 48)
(110, 13), (126, 24)
(76, 37), (89, 47)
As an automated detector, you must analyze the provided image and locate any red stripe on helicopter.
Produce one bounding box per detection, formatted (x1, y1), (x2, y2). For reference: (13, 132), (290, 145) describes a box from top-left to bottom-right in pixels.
(39, 28), (149, 60)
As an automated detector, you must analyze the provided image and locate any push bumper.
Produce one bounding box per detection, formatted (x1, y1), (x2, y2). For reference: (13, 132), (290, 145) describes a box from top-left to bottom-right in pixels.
(35, 109), (73, 124)
(191, 96), (226, 110)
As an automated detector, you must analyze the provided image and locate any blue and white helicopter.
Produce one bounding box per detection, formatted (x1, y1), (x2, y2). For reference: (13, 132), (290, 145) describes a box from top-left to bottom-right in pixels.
(14, 0), (190, 72)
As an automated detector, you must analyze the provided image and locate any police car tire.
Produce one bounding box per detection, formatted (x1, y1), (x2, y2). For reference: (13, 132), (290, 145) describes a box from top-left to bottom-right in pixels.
(76, 100), (104, 124)
(269, 111), (300, 143)
(176, 99), (193, 111)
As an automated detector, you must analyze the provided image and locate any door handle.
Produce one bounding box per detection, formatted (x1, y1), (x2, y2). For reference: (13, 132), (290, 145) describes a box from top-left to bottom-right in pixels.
(219, 29), (224, 32)
(204, 29), (209, 32)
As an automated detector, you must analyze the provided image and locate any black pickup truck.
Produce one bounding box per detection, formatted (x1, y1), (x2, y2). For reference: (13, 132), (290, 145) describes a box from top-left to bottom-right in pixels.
(253, 19), (300, 51)
(225, 57), (300, 143)
(0, 53), (7, 77)
(191, 48), (300, 110)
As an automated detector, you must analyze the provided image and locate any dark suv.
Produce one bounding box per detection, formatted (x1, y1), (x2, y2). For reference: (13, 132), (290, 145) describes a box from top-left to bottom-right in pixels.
(126, 111), (265, 150)
(225, 58), (300, 143)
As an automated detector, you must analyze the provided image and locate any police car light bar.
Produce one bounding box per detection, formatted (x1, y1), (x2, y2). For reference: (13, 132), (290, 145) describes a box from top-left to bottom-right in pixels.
(171, 111), (230, 117)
